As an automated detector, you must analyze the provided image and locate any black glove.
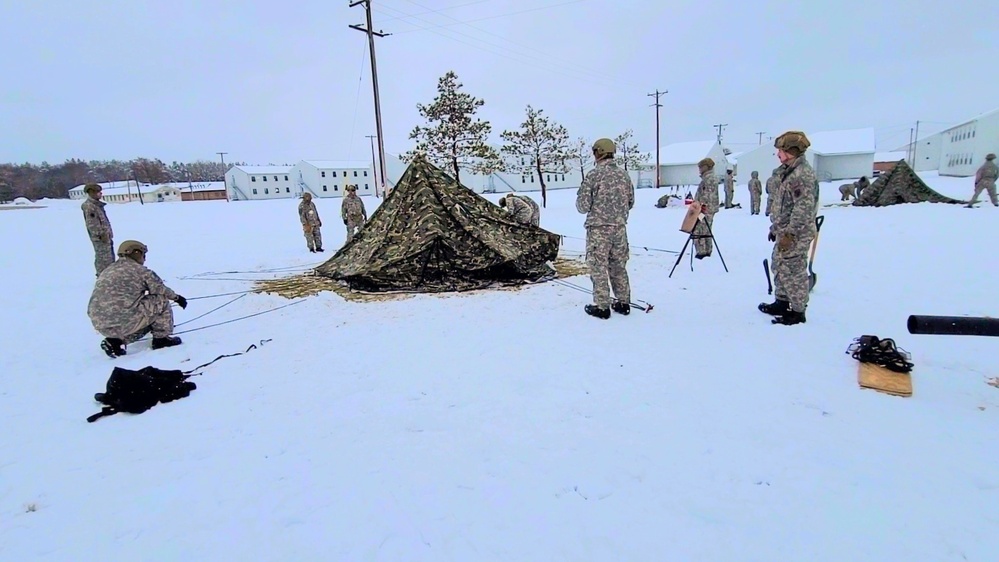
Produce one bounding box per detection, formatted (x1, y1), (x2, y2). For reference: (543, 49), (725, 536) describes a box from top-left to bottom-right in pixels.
(767, 232), (776, 242)
(175, 295), (188, 309)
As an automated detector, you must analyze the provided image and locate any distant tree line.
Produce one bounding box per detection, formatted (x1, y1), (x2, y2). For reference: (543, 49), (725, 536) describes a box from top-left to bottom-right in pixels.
(0, 158), (245, 201)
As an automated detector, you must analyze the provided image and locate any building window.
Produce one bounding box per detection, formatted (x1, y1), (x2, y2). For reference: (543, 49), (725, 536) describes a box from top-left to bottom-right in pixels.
(251, 176), (256, 182)
(252, 188), (258, 194)
(364, 171), (368, 176)
(321, 171), (326, 178)
(353, 170), (358, 177)
(561, 174), (565, 181)
(285, 187), (290, 193)
(264, 188), (269, 194)
(323, 185), (328, 191)
(285, 175), (289, 181)
(530, 175), (535, 183)
(263, 176), (267, 181)
(274, 176), (278, 181)
(521, 176), (526, 183)
(335, 186), (339, 191)
(364, 184), (369, 189)
(332, 171), (337, 177)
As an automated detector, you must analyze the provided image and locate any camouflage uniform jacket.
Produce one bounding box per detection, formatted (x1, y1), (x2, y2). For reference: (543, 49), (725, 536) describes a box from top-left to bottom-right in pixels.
(575, 159), (634, 228)
(506, 195), (534, 225)
(749, 177), (763, 195)
(88, 258), (177, 332)
(81, 197), (112, 241)
(771, 156), (819, 239)
(695, 170), (719, 216)
(341, 195), (366, 223)
(521, 195), (540, 226)
(976, 161), (999, 184)
(724, 175), (735, 191)
(298, 200), (321, 227)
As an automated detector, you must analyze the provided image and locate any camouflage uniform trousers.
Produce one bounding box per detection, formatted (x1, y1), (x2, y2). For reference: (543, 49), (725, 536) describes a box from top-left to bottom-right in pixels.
(693, 214), (714, 257)
(585, 225), (631, 309)
(91, 237), (115, 276)
(345, 220), (362, 240)
(304, 225), (322, 250)
(99, 295), (175, 342)
(970, 180), (998, 206)
(771, 234), (814, 313)
(750, 193), (761, 214)
(724, 186), (734, 208)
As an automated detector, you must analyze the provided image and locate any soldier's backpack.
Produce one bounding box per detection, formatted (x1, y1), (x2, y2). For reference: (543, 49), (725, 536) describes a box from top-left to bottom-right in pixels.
(87, 366), (197, 422)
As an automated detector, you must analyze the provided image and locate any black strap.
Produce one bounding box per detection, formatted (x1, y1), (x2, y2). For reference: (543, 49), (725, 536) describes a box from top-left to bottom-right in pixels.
(184, 339), (272, 375)
(87, 407), (118, 423)
(847, 335), (914, 373)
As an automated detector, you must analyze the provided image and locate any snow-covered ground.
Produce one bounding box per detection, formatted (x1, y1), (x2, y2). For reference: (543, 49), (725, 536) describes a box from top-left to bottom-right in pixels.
(2, 171), (997, 561)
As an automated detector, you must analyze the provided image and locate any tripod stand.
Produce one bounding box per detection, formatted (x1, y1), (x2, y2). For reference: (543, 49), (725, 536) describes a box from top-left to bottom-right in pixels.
(668, 215), (729, 277)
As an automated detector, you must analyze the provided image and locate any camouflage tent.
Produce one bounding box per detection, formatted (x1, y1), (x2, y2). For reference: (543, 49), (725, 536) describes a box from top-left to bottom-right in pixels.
(315, 155), (560, 292)
(853, 160), (965, 207)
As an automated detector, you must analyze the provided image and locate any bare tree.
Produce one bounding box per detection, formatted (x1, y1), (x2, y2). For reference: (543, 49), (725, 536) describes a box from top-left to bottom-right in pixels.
(403, 70), (502, 183)
(499, 105), (571, 207)
(568, 137), (593, 183)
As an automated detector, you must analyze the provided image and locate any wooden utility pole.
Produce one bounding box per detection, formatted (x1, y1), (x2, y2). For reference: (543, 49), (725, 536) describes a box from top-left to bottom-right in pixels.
(647, 89), (667, 188)
(912, 120), (921, 168)
(349, 1), (390, 198)
(907, 128), (915, 165)
(756, 131), (766, 145)
(365, 134), (379, 194)
(217, 152), (229, 201)
(713, 123), (727, 145)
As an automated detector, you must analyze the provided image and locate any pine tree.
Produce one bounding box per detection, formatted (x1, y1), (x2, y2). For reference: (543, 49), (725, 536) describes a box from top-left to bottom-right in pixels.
(568, 137), (592, 183)
(613, 129), (651, 171)
(499, 105), (571, 207)
(402, 71), (501, 183)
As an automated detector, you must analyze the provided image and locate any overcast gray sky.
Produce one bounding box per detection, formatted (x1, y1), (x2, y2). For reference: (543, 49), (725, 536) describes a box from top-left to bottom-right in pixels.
(2, 0), (995, 164)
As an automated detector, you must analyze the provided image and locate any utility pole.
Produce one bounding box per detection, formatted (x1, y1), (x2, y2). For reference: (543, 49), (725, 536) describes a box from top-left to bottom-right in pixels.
(647, 89), (667, 188)
(907, 128), (914, 165)
(713, 123), (727, 145)
(349, 1), (390, 198)
(912, 120), (920, 169)
(217, 152), (229, 202)
(756, 131), (766, 145)
(365, 134), (379, 195)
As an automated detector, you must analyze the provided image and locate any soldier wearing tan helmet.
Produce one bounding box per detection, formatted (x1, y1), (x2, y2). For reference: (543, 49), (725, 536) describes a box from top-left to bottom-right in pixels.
(87, 240), (187, 357)
(575, 137), (635, 319)
(759, 131), (819, 326)
(341, 184), (367, 242)
(748, 170), (763, 215)
(81, 183), (115, 275)
(693, 157), (719, 258)
(298, 192), (323, 252)
(968, 153), (998, 208)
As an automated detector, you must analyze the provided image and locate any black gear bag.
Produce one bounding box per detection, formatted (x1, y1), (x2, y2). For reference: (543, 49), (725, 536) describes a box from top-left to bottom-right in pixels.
(87, 366), (197, 422)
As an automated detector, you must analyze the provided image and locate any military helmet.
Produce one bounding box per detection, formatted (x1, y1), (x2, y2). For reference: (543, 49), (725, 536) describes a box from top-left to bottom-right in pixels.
(697, 157), (715, 170)
(987, 153), (996, 160)
(302, 192), (312, 200)
(774, 131), (811, 154)
(346, 184), (357, 192)
(751, 170), (759, 178)
(498, 196), (507, 207)
(592, 138), (616, 157)
(83, 183), (102, 195)
(117, 240), (148, 257)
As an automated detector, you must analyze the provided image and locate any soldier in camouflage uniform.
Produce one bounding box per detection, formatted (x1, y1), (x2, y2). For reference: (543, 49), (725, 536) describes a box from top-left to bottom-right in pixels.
(855, 176), (870, 199)
(723, 169), (735, 208)
(88, 240), (187, 357)
(341, 184), (367, 241)
(81, 183), (115, 276)
(499, 193), (540, 226)
(748, 171), (763, 215)
(838, 182), (856, 201)
(693, 158), (720, 258)
(575, 138), (635, 319)
(967, 153), (998, 208)
(765, 167), (782, 217)
(298, 192), (323, 252)
(759, 131), (819, 326)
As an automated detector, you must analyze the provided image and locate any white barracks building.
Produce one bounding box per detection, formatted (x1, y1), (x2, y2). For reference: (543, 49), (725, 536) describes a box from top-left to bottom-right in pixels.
(226, 160), (375, 201)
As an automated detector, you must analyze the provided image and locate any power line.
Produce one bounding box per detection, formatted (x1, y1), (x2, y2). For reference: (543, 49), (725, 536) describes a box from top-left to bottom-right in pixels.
(388, 0), (588, 34)
(346, 41), (368, 162)
(375, 0), (492, 24)
(372, 3), (626, 90)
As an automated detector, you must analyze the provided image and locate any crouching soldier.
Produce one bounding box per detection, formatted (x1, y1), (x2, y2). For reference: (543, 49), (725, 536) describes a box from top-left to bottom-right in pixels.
(499, 193), (540, 226)
(88, 240), (187, 357)
(299, 193), (323, 252)
(838, 182), (856, 201)
(341, 184), (367, 241)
